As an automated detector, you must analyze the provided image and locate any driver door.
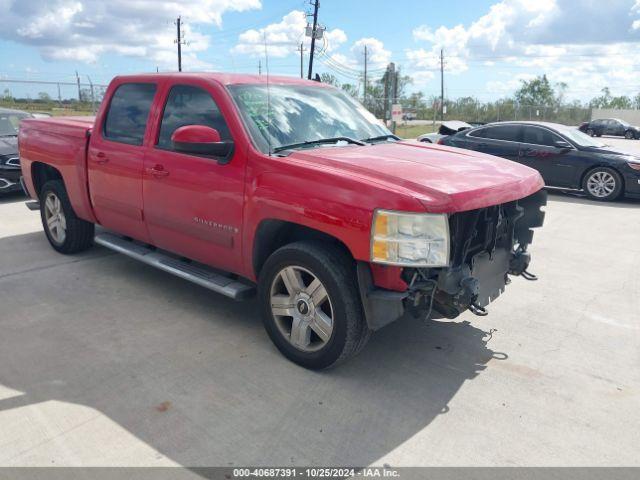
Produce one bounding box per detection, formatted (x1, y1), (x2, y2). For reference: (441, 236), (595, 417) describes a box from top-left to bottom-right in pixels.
(142, 82), (246, 274)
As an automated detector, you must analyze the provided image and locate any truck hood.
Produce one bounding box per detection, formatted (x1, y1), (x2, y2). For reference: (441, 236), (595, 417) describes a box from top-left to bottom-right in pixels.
(289, 141), (544, 213)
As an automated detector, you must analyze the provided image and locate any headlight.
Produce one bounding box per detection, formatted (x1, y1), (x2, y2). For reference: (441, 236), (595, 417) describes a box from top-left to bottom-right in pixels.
(371, 210), (450, 267)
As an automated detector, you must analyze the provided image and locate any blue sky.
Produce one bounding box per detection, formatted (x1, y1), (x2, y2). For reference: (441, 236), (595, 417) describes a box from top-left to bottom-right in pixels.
(1, 0), (640, 102)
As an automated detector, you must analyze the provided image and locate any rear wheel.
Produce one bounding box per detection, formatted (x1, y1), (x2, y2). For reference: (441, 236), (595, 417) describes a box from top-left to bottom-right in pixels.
(583, 167), (623, 201)
(258, 241), (370, 369)
(40, 180), (94, 253)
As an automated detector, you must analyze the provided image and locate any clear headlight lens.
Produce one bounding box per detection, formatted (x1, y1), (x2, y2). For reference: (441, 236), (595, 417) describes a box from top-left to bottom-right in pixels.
(371, 210), (450, 267)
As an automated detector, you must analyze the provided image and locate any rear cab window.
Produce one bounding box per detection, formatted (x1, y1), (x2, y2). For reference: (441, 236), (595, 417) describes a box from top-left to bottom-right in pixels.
(103, 83), (157, 145)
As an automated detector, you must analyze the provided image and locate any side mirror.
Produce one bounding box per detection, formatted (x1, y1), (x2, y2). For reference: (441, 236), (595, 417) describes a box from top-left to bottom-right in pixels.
(171, 125), (234, 164)
(554, 140), (572, 152)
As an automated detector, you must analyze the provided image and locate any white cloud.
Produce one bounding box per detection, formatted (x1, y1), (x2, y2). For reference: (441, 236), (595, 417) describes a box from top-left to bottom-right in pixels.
(351, 37), (390, 67)
(406, 0), (640, 98)
(411, 70), (435, 87)
(232, 10), (348, 59)
(0, 0), (262, 68)
(232, 10), (306, 58)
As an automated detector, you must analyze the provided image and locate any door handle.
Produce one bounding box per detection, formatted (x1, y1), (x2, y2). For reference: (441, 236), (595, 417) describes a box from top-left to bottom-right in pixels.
(95, 152), (109, 164)
(147, 165), (170, 178)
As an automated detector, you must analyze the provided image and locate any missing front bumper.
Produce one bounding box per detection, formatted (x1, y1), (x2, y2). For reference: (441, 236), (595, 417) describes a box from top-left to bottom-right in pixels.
(358, 189), (547, 330)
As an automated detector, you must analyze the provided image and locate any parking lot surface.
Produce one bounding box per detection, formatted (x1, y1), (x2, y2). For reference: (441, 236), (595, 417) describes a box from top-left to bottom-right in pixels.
(0, 136), (638, 467)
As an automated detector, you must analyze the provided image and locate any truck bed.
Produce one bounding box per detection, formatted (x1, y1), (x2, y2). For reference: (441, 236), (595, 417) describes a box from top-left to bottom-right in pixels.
(19, 116), (97, 223)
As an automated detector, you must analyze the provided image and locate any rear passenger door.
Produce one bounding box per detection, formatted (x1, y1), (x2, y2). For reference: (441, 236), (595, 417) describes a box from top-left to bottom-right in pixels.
(466, 124), (523, 162)
(88, 82), (157, 242)
(518, 126), (576, 187)
(142, 82), (246, 274)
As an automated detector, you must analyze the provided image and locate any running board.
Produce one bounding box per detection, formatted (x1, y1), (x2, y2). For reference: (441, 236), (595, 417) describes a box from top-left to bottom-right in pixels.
(94, 232), (255, 300)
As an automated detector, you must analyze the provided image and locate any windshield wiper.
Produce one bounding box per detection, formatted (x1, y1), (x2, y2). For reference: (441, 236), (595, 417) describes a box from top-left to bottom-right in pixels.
(272, 136), (365, 154)
(361, 134), (401, 143)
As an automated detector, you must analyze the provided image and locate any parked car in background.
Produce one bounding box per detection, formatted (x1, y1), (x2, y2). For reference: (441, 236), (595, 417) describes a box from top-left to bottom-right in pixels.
(579, 118), (640, 139)
(417, 120), (472, 143)
(19, 73), (546, 369)
(440, 121), (640, 201)
(0, 107), (32, 194)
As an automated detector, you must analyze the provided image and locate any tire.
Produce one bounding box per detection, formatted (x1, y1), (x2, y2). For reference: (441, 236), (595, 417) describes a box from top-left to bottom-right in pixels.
(582, 167), (623, 201)
(625, 130), (634, 139)
(40, 180), (95, 254)
(258, 241), (371, 369)
(586, 128), (594, 137)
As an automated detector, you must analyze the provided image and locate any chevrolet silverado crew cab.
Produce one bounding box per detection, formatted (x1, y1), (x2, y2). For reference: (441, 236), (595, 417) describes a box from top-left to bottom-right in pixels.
(19, 73), (546, 369)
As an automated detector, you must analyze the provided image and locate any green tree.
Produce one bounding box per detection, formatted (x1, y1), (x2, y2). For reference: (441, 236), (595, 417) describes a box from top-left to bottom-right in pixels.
(320, 73), (341, 87)
(590, 87), (632, 109)
(341, 83), (358, 98)
(514, 74), (556, 107)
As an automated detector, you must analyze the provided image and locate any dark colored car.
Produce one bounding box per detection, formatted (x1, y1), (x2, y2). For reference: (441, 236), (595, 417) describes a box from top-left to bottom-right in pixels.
(440, 121), (640, 201)
(579, 118), (640, 139)
(0, 107), (32, 194)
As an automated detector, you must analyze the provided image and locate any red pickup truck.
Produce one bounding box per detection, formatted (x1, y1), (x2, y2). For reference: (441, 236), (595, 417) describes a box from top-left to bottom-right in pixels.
(19, 73), (546, 369)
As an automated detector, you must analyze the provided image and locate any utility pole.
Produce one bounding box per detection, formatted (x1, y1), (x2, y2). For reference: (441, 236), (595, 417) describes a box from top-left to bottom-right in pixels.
(57, 83), (62, 106)
(296, 42), (307, 79)
(306, 0), (319, 79)
(363, 45), (368, 105)
(175, 16), (184, 72)
(258, 59), (262, 75)
(75, 70), (81, 102)
(440, 48), (444, 121)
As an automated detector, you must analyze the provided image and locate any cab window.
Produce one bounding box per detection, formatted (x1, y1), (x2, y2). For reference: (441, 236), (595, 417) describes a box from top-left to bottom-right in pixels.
(103, 83), (156, 145)
(157, 85), (231, 150)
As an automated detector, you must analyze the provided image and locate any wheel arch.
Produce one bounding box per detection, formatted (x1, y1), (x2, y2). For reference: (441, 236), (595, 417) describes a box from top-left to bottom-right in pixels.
(252, 219), (355, 279)
(31, 162), (63, 197)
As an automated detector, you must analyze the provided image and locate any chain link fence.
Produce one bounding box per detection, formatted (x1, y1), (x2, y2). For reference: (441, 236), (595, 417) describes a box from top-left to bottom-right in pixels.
(0, 79), (107, 115)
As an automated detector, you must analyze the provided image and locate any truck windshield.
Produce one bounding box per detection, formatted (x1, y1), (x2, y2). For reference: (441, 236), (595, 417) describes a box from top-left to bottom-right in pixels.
(228, 84), (391, 153)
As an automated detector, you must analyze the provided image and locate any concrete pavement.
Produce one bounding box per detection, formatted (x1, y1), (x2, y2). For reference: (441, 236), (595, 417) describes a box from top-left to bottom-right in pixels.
(0, 141), (639, 467)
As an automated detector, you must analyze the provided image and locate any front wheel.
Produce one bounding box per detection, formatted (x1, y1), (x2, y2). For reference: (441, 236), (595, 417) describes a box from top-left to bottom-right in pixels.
(40, 180), (95, 254)
(586, 128), (595, 137)
(258, 241), (371, 369)
(583, 167), (623, 201)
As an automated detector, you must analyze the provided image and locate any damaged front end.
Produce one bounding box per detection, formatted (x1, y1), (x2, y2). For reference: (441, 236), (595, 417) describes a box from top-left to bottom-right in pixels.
(358, 189), (547, 329)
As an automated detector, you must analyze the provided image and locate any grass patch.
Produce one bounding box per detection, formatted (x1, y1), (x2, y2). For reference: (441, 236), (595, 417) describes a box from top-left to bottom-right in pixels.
(393, 123), (437, 139)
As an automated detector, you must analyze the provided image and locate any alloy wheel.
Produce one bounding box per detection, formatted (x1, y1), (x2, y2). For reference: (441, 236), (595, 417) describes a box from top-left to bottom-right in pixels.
(44, 192), (67, 244)
(586, 171), (616, 198)
(269, 265), (334, 352)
